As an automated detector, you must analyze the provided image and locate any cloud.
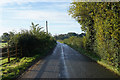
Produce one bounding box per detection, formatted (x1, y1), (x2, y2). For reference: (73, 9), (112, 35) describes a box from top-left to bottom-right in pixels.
(17, 11), (69, 21)
(3, 8), (73, 23)
(1, 0), (118, 6)
(0, 0), (83, 36)
(49, 24), (83, 35)
(0, 25), (20, 36)
(1, 1), (71, 22)
(0, 0), (72, 6)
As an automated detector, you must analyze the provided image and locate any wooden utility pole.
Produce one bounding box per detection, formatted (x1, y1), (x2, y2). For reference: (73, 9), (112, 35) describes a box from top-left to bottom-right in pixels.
(46, 21), (48, 33)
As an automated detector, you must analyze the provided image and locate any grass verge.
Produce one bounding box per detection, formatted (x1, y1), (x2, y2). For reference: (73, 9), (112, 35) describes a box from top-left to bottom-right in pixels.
(64, 43), (120, 77)
(1, 43), (56, 80)
(0, 57), (16, 65)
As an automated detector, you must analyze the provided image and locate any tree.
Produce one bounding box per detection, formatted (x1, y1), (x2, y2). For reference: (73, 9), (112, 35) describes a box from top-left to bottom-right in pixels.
(68, 1), (120, 72)
(30, 22), (43, 36)
(54, 32), (85, 40)
(9, 22), (56, 57)
(2, 32), (10, 41)
(69, 2), (96, 51)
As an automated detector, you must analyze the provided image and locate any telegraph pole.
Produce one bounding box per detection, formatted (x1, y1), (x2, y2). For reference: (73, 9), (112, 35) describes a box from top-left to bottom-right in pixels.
(46, 21), (48, 33)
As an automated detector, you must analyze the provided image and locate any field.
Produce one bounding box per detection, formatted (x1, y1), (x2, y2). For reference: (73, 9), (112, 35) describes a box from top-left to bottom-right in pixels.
(0, 43), (7, 48)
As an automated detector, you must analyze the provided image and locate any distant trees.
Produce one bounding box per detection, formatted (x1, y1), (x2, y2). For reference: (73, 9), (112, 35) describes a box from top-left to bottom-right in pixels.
(1, 32), (15, 42)
(54, 32), (85, 40)
(2, 33), (10, 42)
(69, 2), (120, 72)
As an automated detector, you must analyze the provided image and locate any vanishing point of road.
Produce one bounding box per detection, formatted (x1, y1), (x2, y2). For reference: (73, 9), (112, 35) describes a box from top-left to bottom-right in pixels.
(18, 42), (119, 79)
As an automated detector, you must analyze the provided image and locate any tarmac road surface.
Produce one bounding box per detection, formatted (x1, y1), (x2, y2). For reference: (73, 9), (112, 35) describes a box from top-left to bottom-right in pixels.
(18, 42), (119, 79)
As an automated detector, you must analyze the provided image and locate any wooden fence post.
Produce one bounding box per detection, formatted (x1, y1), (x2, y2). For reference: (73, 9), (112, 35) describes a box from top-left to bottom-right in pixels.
(16, 44), (17, 59)
(21, 47), (22, 57)
(8, 42), (10, 63)
(12, 46), (13, 56)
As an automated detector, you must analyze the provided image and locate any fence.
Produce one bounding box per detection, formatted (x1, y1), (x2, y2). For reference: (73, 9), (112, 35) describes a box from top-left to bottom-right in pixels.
(1, 44), (23, 65)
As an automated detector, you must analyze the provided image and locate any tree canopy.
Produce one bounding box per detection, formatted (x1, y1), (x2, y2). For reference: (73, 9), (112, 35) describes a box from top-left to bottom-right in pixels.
(54, 32), (85, 40)
(69, 1), (120, 73)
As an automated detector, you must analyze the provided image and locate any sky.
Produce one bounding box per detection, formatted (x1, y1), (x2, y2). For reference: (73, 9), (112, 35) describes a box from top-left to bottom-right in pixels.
(0, 0), (84, 36)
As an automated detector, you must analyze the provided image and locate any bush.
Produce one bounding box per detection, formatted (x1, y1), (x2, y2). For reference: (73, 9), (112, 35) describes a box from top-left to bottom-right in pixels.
(8, 22), (56, 57)
(69, 2), (120, 74)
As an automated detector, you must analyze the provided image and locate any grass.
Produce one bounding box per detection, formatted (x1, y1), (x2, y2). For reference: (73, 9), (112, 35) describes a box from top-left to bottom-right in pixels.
(1, 43), (56, 80)
(0, 57), (3, 59)
(78, 48), (120, 76)
(97, 60), (120, 76)
(76, 47), (120, 76)
(0, 57), (16, 65)
(1, 54), (43, 80)
(57, 40), (64, 43)
(0, 43), (7, 48)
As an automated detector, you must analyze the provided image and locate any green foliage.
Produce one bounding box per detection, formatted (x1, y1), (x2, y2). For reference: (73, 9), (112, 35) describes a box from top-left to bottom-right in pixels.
(61, 36), (99, 60)
(0, 57), (16, 65)
(54, 32), (85, 40)
(1, 22), (56, 80)
(1, 32), (15, 42)
(63, 36), (84, 49)
(1, 54), (39, 80)
(9, 22), (56, 57)
(30, 22), (44, 36)
(1, 33), (10, 42)
(1, 43), (56, 80)
(69, 2), (120, 74)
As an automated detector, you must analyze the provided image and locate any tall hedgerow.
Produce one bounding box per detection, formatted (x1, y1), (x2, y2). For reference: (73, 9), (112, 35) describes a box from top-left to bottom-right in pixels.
(69, 1), (120, 72)
(9, 22), (56, 57)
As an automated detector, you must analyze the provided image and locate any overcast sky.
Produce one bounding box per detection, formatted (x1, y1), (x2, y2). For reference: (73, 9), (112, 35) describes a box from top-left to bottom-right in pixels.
(0, 0), (84, 36)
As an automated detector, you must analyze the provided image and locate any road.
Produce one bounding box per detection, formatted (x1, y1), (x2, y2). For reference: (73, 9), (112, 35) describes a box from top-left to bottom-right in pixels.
(18, 42), (118, 79)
